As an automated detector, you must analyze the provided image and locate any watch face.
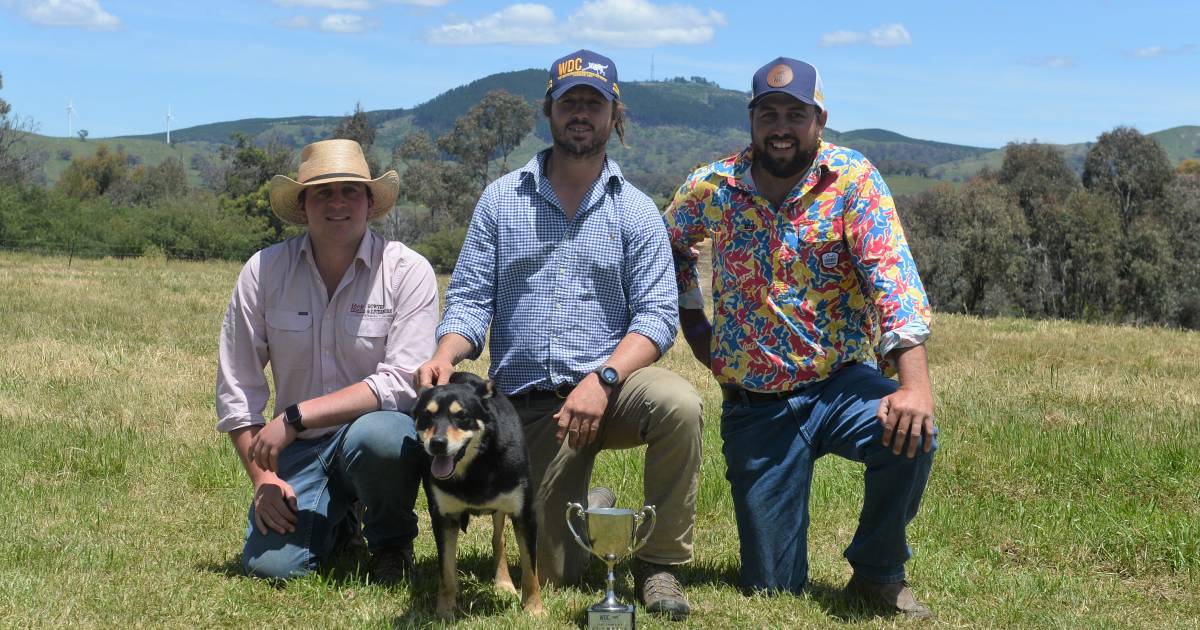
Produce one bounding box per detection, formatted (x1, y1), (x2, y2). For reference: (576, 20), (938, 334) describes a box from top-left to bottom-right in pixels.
(600, 366), (619, 385)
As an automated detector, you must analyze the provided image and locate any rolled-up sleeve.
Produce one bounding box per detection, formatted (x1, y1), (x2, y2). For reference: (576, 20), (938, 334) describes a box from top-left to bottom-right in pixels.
(436, 189), (497, 358)
(364, 252), (439, 413)
(215, 254), (270, 433)
(624, 198), (679, 356)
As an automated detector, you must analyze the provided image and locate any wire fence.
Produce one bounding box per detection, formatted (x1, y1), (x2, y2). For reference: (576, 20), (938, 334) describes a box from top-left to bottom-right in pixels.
(0, 239), (240, 265)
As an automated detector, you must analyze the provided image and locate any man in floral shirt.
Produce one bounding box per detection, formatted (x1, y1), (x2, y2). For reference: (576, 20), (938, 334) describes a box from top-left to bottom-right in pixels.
(663, 57), (937, 619)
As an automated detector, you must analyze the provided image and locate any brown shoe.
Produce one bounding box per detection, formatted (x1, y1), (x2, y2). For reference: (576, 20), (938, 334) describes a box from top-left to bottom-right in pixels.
(368, 543), (414, 585)
(845, 574), (933, 620)
(634, 560), (691, 620)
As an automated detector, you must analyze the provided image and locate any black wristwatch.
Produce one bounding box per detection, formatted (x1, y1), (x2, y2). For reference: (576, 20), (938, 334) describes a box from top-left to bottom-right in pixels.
(284, 404), (307, 433)
(593, 365), (620, 388)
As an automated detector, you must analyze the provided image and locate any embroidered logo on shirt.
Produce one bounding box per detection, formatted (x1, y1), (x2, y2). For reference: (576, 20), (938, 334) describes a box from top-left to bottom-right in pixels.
(350, 303), (393, 318)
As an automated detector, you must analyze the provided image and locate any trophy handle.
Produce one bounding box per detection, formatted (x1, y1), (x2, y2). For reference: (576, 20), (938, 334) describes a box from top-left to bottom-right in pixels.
(564, 502), (592, 553)
(630, 505), (656, 554)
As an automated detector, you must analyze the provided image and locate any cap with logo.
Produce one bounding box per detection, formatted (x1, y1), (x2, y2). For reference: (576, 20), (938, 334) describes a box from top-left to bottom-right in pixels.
(749, 57), (825, 112)
(547, 49), (620, 101)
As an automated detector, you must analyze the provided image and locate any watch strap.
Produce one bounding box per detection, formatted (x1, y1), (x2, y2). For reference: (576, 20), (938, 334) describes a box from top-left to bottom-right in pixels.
(284, 403), (306, 432)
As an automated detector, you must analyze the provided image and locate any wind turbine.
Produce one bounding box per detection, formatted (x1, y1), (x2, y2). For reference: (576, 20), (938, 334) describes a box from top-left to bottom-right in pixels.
(165, 105), (174, 144)
(67, 99), (75, 138)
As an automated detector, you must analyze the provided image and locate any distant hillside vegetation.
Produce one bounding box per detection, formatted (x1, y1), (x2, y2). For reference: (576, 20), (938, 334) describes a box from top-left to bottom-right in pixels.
(20, 69), (1200, 196)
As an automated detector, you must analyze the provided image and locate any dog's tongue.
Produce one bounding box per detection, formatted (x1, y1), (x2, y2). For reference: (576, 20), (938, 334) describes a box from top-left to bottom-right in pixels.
(431, 454), (454, 479)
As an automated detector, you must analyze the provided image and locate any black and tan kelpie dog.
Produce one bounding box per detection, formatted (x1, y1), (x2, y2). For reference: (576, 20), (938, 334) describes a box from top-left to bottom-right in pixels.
(413, 372), (543, 621)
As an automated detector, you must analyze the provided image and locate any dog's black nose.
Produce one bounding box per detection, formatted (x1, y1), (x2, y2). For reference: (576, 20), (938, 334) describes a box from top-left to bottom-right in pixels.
(429, 436), (448, 455)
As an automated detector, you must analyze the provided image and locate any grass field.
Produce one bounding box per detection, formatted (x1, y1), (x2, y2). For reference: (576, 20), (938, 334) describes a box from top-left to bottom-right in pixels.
(0, 252), (1197, 628)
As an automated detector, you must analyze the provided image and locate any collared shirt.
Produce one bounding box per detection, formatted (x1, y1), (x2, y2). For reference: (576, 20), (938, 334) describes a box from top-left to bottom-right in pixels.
(437, 149), (678, 396)
(216, 230), (438, 438)
(663, 142), (931, 392)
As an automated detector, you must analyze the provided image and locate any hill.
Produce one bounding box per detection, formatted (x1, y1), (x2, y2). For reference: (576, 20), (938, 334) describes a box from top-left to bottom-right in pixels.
(18, 70), (1199, 197)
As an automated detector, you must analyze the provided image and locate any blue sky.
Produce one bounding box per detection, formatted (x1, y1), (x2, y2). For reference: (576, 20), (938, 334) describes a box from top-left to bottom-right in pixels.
(1, 0), (1196, 147)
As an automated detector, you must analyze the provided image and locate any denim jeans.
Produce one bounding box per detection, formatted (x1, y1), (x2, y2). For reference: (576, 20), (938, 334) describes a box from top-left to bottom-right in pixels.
(241, 410), (424, 579)
(720, 363), (937, 594)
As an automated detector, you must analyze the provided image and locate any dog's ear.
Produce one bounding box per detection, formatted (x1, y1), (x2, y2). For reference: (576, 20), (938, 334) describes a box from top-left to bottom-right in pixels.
(448, 371), (494, 398)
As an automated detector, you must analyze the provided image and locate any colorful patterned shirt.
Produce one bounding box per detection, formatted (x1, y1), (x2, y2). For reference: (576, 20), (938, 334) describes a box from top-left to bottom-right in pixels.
(438, 150), (678, 396)
(663, 142), (931, 392)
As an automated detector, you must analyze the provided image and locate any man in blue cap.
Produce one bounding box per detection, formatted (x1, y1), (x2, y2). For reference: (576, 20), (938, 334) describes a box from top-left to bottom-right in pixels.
(663, 57), (937, 619)
(419, 49), (702, 620)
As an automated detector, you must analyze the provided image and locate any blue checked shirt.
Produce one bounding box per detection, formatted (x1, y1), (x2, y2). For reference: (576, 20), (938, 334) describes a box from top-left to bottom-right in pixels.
(437, 149), (679, 396)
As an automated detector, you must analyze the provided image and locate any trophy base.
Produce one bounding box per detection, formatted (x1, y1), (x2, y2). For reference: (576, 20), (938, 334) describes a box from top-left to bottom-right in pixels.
(588, 603), (635, 629)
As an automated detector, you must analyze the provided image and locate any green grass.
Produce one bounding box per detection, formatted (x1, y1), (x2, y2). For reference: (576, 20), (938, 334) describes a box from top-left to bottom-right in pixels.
(0, 252), (1197, 628)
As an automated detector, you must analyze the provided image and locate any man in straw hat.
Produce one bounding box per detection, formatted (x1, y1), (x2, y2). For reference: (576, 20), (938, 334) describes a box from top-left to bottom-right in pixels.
(417, 49), (701, 620)
(215, 138), (438, 582)
(663, 57), (936, 618)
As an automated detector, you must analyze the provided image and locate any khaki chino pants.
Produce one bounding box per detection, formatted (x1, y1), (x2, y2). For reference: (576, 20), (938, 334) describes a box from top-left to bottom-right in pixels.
(513, 366), (703, 587)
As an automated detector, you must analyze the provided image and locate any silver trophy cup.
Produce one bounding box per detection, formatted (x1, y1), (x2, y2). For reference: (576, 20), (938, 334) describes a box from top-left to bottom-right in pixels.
(565, 502), (656, 630)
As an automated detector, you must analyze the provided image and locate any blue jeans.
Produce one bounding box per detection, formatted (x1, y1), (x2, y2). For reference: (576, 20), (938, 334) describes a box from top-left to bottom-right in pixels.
(720, 364), (937, 593)
(242, 410), (424, 579)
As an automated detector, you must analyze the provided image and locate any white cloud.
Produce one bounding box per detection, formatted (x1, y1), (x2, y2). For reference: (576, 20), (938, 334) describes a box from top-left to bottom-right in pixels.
(868, 23), (910, 47)
(274, 0), (372, 9)
(820, 23), (911, 48)
(567, 0), (725, 47)
(427, 0), (725, 47)
(818, 30), (863, 47)
(276, 15), (312, 29)
(320, 13), (375, 32)
(426, 3), (561, 45)
(19, 0), (120, 30)
(1021, 56), (1074, 68)
(1133, 44), (1195, 58)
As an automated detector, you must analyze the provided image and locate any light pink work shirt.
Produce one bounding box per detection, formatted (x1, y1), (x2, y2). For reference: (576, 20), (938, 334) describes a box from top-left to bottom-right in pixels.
(215, 230), (438, 438)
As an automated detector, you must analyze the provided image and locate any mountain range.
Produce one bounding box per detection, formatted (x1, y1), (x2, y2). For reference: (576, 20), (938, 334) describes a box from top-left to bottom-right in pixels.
(20, 69), (1200, 199)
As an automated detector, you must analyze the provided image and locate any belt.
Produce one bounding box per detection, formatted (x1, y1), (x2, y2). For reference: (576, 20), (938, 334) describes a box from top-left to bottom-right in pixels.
(513, 383), (576, 405)
(720, 385), (798, 404)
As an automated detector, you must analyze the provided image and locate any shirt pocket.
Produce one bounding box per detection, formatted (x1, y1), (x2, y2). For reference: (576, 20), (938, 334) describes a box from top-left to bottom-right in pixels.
(266, 308), (313, 369)
(344, 315), (390, 356)
(777, 218), (849, 289)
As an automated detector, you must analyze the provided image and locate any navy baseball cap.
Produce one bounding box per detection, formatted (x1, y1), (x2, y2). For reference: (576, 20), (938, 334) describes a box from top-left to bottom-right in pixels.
(547, 49), (620, 101)
(749, 57), (825, 111)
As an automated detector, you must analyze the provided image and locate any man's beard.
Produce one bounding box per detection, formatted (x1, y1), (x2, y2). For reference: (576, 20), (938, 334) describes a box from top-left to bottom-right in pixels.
(756, 135), (820, 178)
(551, 117), (611, 158)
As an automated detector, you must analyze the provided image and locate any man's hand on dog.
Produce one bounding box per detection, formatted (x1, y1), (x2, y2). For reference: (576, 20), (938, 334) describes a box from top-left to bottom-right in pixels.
(554, 374), (611, 449)
(417, 357), (455, 390)
(876, 384), (935, 459)
(252, 474), (298, 535)
(250, 416), (297, 473)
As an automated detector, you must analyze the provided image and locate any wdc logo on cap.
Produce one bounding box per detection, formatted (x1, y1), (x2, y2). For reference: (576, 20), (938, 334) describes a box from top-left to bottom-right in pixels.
(547, 49), (620, 101)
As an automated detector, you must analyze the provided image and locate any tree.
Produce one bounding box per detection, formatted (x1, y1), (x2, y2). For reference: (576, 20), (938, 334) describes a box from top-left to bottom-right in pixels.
(472, 90), (534, 173)
(997, 141), (1079, 219)
(215, 133), (295, 242)
(1081, 126), (1173, 229)
(0, 72), (46, 185)
(904, 181), (1029, 315)
(107, 157), (189, 206)
(394, 130), (477, 229)
(437, 89), (534, 190)
(332, 102), (380, 175)
(77, 129), (88, 141)
(57, 145), (130, 199)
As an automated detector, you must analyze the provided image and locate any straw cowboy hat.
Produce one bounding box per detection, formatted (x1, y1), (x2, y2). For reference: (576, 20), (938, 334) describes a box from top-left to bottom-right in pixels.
(269, 139), (400, 225)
